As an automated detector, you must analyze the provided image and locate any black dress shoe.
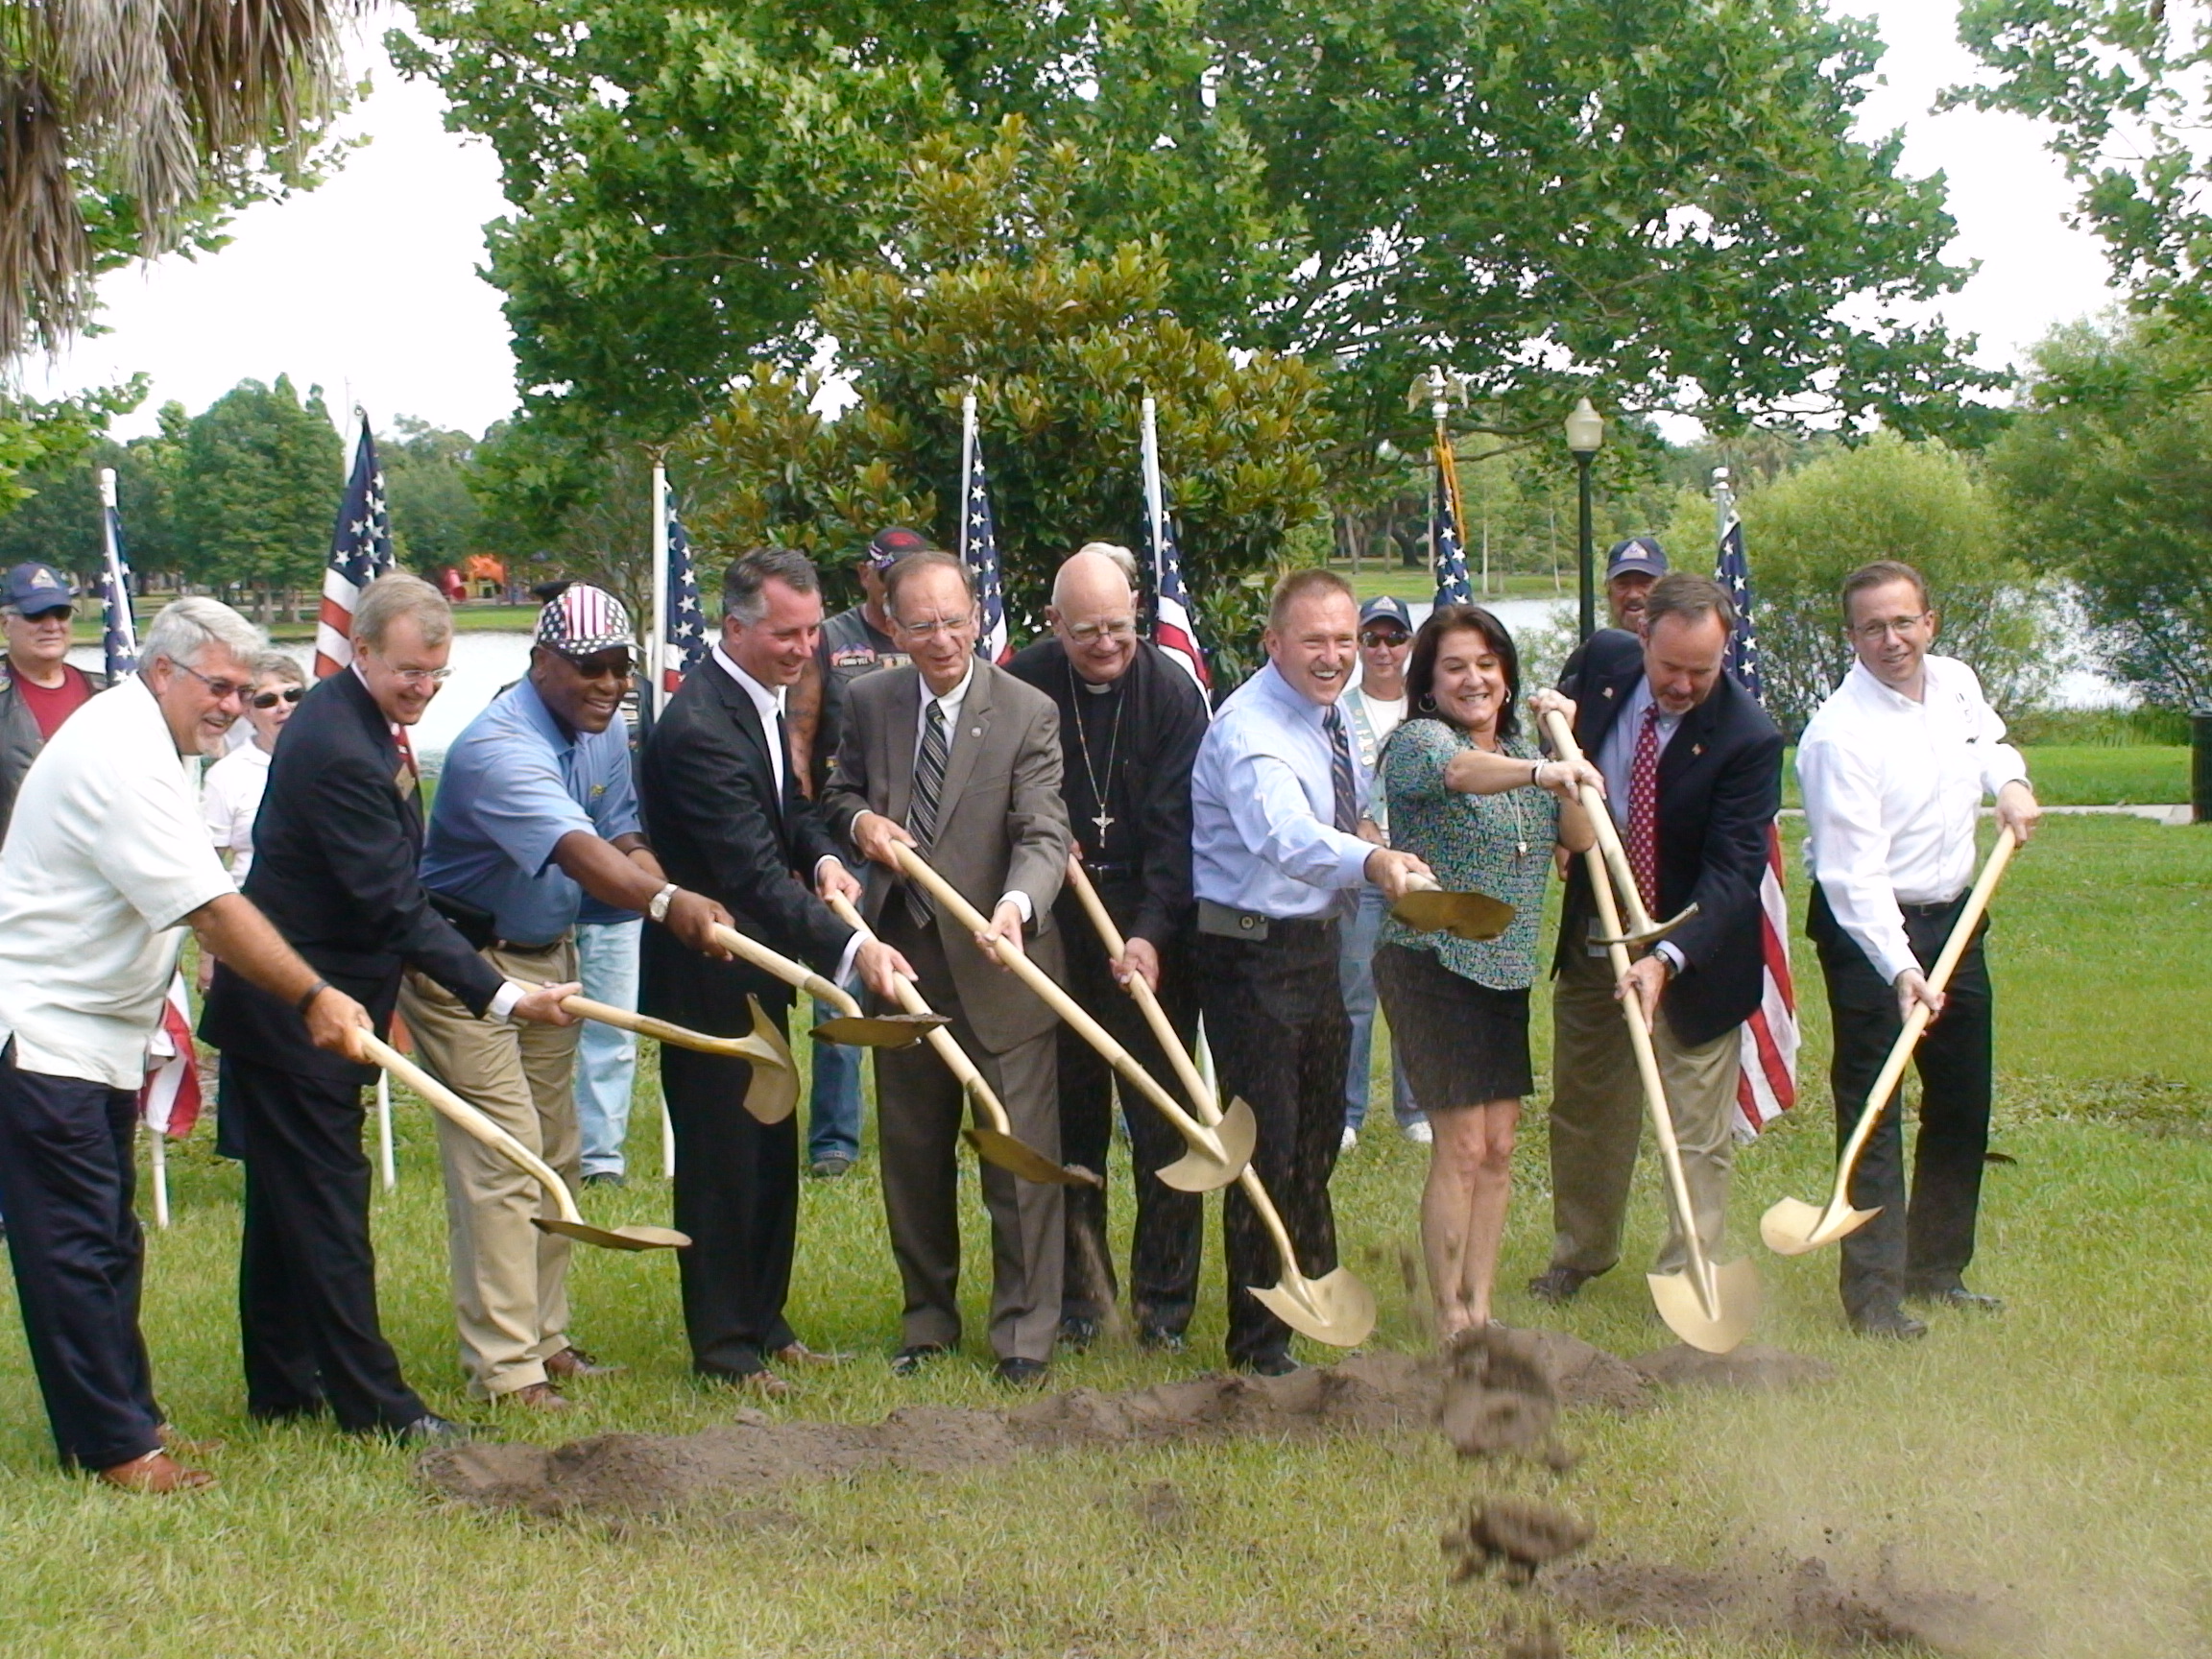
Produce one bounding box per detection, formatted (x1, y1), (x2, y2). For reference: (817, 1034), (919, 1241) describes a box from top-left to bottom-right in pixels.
(580, 1170), (626, 1190)
(1057, 1315), (1100, 1352)
(1849, 1305), (1929, 1340)
(1137, 1325), (1187, 1355)
(1232, 1352), (1302, 1378)
(1527, 1265), (1596, 1306)
(890, 1343), (952, 1377)
(1908, 1285), (2004, 1313)
(390, 1413), (475, 1445)
(995, 1357), (1049, 1388)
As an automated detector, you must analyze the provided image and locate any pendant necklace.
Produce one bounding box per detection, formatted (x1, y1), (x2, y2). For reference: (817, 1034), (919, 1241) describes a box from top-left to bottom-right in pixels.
(1070, 661), (1126, 845)
(1469, 728), (1529, 858)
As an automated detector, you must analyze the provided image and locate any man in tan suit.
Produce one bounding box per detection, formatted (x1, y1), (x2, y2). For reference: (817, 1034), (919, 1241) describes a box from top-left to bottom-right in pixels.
(822, 550), (1072, 1386)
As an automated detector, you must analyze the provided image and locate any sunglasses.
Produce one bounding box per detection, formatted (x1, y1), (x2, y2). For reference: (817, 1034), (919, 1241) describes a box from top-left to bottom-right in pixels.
(251, 685), (305, 709)
(561, 651), (634, 681)
(1360, 629), (1410, 649)
(16, 606), (73, 624)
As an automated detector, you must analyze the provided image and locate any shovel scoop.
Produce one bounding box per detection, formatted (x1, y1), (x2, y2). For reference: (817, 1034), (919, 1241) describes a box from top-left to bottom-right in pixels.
(1390, 874), (1515, 941)
(563, 993), (797, 1126)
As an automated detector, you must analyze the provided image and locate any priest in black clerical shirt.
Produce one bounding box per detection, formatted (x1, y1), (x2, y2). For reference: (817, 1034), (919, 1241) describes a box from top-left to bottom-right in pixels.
(1008, 544), (1212, 1352)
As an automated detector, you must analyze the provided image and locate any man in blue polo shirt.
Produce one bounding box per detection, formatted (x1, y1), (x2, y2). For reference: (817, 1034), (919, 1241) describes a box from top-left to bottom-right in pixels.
(403, 585), (735, 1409)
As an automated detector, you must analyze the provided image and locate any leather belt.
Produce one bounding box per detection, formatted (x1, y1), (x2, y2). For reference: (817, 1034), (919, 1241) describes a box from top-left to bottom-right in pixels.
(1196, 899), (1336, 941)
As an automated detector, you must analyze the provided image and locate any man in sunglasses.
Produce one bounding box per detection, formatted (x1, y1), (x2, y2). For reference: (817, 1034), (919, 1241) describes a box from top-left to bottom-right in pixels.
(0, 563), (108, 837)
(404, 583), (737, 1409)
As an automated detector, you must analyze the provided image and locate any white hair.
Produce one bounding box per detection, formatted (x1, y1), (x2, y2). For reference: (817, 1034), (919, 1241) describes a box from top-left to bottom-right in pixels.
(1053, 542), (1140, 610)
(139, 597), (266, 675)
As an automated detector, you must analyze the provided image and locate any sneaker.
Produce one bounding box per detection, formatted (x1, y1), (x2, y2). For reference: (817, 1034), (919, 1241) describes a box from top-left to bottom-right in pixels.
(1339, 1126), (1358, 1153)
(580, 1170), (626, 1190)
(809, 1154), (854, 1179)
(1402, 1119), (1432, 1145)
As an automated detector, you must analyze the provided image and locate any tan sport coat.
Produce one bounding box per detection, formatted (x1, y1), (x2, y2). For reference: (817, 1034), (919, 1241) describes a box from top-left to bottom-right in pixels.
(822, 661), (1071, 1053)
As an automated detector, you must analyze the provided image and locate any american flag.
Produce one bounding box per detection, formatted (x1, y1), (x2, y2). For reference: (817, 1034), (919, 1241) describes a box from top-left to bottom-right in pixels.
(1716, 470), (1797, 1140)
(314, 417), (394, 678)
(140, 974), (202, 1141)
(1140, 395), (1210, 694)
(661, 492), (709, 695)
(958, 393), (1012, 664)
(97, 470), (137, 676)
(1431, 440), (1473, 608)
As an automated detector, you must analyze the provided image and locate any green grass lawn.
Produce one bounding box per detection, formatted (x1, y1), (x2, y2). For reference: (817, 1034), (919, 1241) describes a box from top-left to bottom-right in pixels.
(1773, 745), (2189, 810)
(0, 819), (2205, 1654)
(1342, 562), (1568, 604)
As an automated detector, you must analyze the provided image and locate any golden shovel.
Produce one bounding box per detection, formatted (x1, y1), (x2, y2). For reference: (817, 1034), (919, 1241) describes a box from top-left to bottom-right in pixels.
(561, 994), (797, 1126)
(892, 844), (1253, 1193)
(1063, 858), (1375, 1348)
(360, 1032), (688, 1252)
(1390, 874), (1515, 942)
(707, 923), (948, 1048)
(1761, 829), (2018, 1257)
(823, 892), (1098, 1187)
(1537, 709), (1700, 949)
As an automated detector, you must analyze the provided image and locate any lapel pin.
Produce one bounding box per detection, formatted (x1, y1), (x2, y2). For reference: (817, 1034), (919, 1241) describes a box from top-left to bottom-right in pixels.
(1600, 685), (1615, 699)
(1692, 743), (1704, 757)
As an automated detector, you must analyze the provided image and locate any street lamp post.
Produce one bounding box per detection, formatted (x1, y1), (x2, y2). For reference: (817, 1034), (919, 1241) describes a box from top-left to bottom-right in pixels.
(1564, 397), (1604, 640)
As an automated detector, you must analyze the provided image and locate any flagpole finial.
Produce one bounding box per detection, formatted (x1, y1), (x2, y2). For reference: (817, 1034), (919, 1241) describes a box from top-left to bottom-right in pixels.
(1713, 466), (1732, 490)
(99, 468), (117, 508)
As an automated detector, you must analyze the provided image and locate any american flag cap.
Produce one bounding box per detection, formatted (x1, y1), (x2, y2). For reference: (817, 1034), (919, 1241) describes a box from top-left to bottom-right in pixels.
(536, 583), (635, 656)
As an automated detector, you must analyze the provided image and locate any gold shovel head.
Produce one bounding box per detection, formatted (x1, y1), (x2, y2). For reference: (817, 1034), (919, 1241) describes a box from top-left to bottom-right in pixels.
(808, 1012), (949, 1048)
(960, 1125), (1102, 1188)
(1250, 1264), (1378, 1349)
(1390, 887), (1515, 942)
(1759, 1194), (1882, 1257)
(1647, 1256), (1761, 1355)
(535, 1217), (692, 1252)
(1155, 1095), (1258, 1193)
(740, 996), (799, 1125)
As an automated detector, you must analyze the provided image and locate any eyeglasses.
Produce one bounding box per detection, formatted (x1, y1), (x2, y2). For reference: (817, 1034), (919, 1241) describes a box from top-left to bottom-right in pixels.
(1849, 613), (1931, 643)
(1360, 630), (1410, 649)
(893, 615), (974, 638)
(17, 606), (72, 624)
(1066, 618), (1137, 644)
(251, 685), (305, 709)
(168, 660), (251, 703)
(559, 652), (632, 682)
(389, 665), (455, 688)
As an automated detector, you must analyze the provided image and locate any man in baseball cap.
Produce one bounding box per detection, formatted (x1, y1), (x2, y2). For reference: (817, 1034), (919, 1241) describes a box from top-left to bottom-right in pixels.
(1, 563), (107, 838)
(1602, 537), (1669, 633)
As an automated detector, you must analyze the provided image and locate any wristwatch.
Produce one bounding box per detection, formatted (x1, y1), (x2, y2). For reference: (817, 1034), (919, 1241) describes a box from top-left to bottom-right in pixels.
(648, 882), (680, 924)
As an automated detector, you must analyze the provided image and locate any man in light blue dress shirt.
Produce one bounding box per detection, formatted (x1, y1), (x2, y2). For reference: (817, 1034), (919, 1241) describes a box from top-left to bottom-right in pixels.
(1190, 568), (1431, 1374)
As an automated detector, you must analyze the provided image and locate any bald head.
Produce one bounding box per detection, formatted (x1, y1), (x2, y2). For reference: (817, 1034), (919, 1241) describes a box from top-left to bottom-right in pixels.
(1048, 548), (1141, 684)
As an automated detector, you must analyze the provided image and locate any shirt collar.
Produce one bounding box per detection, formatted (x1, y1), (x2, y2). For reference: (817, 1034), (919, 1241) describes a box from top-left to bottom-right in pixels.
(919, 659), (976, 712)
(1846, 657), (1927, 711)
(1256, 661), (1334, 730)
(506, 673), (577, 754)
(712, 641), (785, 720)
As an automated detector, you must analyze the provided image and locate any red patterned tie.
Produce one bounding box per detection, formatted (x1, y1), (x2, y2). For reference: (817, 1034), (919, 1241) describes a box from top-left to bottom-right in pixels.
(1627, 704), (1661, 913)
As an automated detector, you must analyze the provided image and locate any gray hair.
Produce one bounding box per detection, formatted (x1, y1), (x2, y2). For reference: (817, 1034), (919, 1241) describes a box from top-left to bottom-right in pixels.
(353, 573), (453, 651)
(139, 597), (266, 675)
(250, 649), (305, 686)
(722, 547), (821, 625)
(882, 549), (975, 616)
(1073, 541), (1140, 586)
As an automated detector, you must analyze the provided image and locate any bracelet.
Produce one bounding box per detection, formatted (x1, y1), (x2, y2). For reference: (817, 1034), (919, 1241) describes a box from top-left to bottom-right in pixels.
(648, 882), (680, 924)
(295, 977), (329, 1017)
(1531, 760), (1546, 788)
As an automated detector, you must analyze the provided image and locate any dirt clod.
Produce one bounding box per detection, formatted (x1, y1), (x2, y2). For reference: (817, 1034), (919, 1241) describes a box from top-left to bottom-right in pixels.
(1495, 1612), (1566, 1659)
(1442, 1497), (1594, 1585)
(1629, 1342), (1837, 1392)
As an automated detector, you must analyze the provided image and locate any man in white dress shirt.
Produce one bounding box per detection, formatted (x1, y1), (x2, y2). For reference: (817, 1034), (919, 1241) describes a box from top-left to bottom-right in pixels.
(1797, 560), (2041, 1339)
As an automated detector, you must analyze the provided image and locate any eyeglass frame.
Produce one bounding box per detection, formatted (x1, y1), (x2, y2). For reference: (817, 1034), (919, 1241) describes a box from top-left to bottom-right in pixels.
(1359, 627), (1412, 650)
(1846, 611), (1934, 643)
(1062, 616), (1138, 644)
(251, 685), (306, 709)
(164, 658), (252, 704)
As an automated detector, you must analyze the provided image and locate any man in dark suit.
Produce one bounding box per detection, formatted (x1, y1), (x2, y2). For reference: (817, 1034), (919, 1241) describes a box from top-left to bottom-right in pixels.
(201, 575), (577, 1441)
(1528, 571), (1784, 1305)
(821, 550), (1074, 1386)
(638, 548), (912, 1396)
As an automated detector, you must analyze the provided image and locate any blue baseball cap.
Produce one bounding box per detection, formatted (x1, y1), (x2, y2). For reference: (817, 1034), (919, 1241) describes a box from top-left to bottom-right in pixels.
(1358, 594), (1414, 634)
(2, 563), (76, 613)
(1604, 537), (1668, 581)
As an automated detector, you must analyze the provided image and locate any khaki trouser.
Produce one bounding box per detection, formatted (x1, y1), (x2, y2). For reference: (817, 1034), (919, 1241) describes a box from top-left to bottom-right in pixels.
(398, 938), (581, 1399)
(1547, 946), (1741, 1278)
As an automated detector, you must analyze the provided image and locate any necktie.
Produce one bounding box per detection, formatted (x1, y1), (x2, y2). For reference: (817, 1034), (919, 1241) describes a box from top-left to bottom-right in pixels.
(773, 706), (792, 816)
(1627, 704), (1661, 913)
(906, 700), (950, 925)
(1325, 706), (1358, 833)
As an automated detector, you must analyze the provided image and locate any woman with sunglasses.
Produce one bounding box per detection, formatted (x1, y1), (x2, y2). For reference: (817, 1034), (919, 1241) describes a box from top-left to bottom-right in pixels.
(202, 651), (305, 892)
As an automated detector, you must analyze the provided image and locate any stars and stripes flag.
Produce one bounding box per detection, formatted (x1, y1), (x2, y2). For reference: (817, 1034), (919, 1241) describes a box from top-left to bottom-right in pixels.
(1431, 435), (1473, 608)
(957, 391), (1012, 664)
(97, 468), (137, 675)
(661, 491), (709, 696)
(314, 416), (394, 678)
(141, 974), (203, 1141)
(1715, 468), (1797, 1141)
(1140, 395), (1210, 695)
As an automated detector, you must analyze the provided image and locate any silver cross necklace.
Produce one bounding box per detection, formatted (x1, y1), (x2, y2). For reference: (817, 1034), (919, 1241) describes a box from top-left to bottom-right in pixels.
(1069, 661), (1126, 845)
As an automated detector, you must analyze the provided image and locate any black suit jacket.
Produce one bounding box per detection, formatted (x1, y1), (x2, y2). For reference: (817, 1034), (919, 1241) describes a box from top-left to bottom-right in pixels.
(1551, 628), (1784, 1048)
(200, 666), (504, 1084)
(637, 653), (854, 1032)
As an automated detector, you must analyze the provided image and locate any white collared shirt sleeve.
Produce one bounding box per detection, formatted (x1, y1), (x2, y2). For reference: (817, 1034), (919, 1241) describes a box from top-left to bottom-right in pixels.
(489, 980), (528, 1022)
(1798, 732), (1918, 986)
(1960, 665), (2030, 798)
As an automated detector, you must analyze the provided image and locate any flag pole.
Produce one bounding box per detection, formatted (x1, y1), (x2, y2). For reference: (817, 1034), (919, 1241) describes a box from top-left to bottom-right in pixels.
(148, 1125), (170, 1229)
(1140, 394), (1164, 555)
(958, 391), (977, 566)
(649, 460), (671, 719)
(98, 469), (135, 658)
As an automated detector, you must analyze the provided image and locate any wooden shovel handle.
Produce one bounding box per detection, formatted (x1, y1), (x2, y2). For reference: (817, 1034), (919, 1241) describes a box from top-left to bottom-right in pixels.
(563, 996), (742, 1056)
(709, 922), (859, 1017)
(1539, 707), (1651, 934)
(358, 1032), (581, 1224)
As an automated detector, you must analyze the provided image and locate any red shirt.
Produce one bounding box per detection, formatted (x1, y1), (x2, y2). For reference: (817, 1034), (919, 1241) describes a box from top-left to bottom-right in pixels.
(14, 662), (96, 740)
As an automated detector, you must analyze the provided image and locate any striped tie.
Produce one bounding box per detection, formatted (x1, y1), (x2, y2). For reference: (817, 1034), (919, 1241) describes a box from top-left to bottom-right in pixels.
(905, 701), (950, 925)
(1325, 706), (1358, 833)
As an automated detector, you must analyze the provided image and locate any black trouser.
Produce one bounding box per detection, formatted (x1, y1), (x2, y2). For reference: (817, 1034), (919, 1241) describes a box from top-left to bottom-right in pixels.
(227, 1056), (427, 1431)
(661, 993), (801, 1378)
(1054, 900), (1202, 1334)
(1194, 917), (1348, 1366)
(1809, 884), (1995, 1319)
(0, 1046), (163, 1470)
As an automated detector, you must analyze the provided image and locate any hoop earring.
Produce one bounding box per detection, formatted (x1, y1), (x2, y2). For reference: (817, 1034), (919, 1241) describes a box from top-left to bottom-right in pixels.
(1417, 693), (1438, 713)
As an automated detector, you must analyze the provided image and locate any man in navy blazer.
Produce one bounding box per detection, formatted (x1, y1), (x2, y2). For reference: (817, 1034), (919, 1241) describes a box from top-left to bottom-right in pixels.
(1528, 572), (1784, 1306)
(638, 548), (910, 1396)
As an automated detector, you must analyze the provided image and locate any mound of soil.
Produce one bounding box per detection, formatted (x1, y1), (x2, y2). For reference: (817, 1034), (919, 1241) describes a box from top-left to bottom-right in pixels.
(1443, 1497), (1594, 1584)
(421, 1345), (1651, 1517)
(1628, 1343), (1837, 1392)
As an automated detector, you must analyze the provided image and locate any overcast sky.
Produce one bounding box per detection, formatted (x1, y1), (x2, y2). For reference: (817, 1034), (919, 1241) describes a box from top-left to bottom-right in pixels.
(26, 3), (2122, 443)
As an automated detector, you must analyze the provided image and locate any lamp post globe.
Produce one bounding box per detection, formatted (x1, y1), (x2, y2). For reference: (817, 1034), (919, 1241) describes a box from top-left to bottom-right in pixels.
(1564, 397), (1605, 640)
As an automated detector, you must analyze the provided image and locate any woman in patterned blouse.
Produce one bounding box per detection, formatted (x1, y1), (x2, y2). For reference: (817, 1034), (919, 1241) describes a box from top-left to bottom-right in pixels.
(1371, 605), (1598, 1341)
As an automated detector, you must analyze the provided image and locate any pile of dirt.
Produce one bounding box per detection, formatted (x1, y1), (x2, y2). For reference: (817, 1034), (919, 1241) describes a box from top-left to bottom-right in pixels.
(1442, 1497), (1594, 1584)
(1628, 1343), (1838, 1392)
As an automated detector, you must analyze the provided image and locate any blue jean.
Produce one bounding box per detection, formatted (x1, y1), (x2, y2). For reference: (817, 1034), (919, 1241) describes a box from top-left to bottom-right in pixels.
(1339, 883), (1421, 1132)
(807, 998), (863, 1165)
(573, 918), (642, 1178)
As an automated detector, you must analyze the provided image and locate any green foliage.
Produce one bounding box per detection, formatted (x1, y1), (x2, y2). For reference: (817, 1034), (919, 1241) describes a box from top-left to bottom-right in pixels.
(679, 126), (1332, 680)
(170, 376), (342, 596)
(468, 414), (654, 627)
(0, 380), (146, 516)
(381, 416), (486, 569)
(1987, 316), (2212, 710)
(1660, 435), (2060, 735)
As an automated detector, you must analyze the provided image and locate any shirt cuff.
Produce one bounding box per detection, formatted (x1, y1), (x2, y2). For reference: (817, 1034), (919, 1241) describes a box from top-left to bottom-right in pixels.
(814, 854), (847, 891)
(489, 980), (528, 1022)
(834, 930), (866, 987)
(1653, 941), (1686, 977)
(998, 890), (1034, 926)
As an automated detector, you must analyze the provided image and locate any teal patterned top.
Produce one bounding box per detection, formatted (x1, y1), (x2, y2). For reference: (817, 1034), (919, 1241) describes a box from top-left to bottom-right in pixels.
(1377, 720), (1559, 990)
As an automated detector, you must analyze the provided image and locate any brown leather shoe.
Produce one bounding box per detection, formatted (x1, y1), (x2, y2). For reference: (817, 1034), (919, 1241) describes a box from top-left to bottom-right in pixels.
(734, 1368), (793, 1400)
(158, 1424), (225, 1457)
(502, 1382), (574, 1411)
(770, 1341), (850, 1368)
(544, 1345), (625, 1380)
(98, 1450), (215, 1494)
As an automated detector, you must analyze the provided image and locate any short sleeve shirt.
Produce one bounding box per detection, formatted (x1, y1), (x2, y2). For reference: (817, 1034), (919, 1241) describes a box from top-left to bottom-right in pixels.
(201, 739), (273, 886)
(419, 677), (643, 946)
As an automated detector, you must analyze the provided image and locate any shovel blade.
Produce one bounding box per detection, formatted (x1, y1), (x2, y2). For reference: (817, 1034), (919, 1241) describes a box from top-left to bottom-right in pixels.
(740, 997), (799, 1125)
(1154, 1095), (1258, 1193)
(1249, 1265), (1378, 1349)
(808, 1013), (947, 1048)
(536, 1217), (691, 1252)
(1759, 1194), (1881, 1257)
(961, 1126), (1101, 1188)
(1647, 1256), (1760, 1355)
(1390, 887), (1515, 942)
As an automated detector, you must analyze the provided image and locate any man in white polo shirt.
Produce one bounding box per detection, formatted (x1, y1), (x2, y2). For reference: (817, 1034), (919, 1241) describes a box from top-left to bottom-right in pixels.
(0, 598), (371, 1493)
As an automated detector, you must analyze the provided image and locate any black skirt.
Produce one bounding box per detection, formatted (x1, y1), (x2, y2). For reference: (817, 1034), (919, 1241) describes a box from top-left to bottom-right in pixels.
(1372, 942), (1534, 1108)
